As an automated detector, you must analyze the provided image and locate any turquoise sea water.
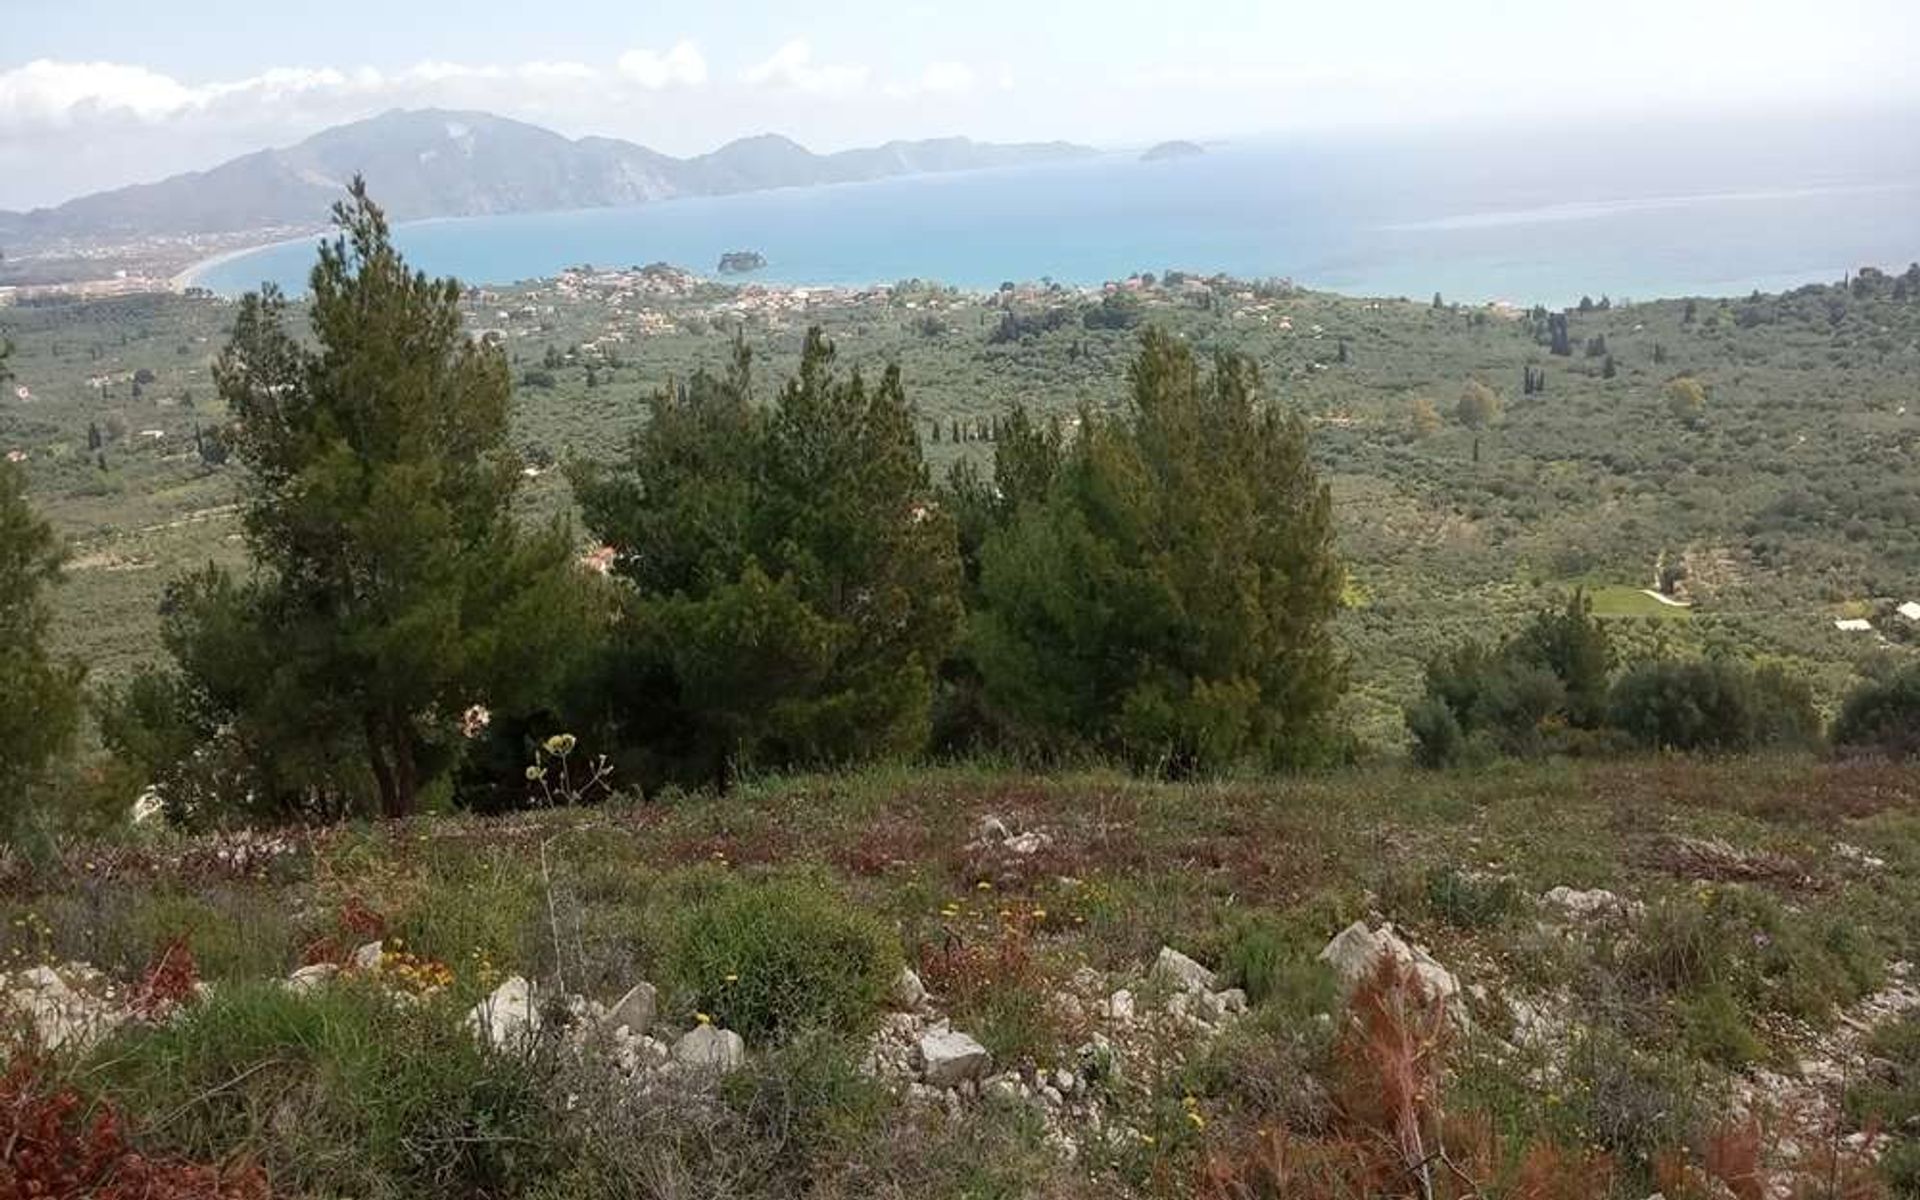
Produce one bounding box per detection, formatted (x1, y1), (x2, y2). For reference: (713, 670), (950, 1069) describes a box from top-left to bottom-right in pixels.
(191, 116), (1920, 307)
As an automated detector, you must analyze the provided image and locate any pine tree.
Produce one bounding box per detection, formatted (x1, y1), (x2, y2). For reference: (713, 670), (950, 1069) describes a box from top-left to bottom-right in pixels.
(971, 329), (1344, 773)
(576, 327), (962, 787)
(0, 457), (85, 823)
(1511, 588), (1614, 729)
(122, 181), (594, 819)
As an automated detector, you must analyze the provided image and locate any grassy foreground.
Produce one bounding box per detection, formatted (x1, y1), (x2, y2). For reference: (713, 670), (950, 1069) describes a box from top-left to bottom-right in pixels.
(5, 755), (1920, 1197)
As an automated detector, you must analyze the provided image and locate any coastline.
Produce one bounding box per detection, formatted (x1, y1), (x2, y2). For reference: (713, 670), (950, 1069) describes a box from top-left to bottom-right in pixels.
(170, 227), (327, 292)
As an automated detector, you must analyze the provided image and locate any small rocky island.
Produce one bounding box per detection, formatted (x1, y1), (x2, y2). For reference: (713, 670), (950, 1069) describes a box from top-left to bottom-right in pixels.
(717, 250), (768, 275)
(1141, 140), (1205, 162)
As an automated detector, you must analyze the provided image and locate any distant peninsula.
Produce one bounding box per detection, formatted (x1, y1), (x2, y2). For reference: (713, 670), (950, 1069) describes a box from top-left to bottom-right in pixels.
(0, 108), (1099, 283)
(1141, 140), (1206, 162)
(717, 250), (768, 275)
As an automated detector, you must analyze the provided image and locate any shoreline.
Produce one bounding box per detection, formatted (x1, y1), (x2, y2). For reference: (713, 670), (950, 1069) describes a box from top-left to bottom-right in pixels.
(170, 227), (327, 292)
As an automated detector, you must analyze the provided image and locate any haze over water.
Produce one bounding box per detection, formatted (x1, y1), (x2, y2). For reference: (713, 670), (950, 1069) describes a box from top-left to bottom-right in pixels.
(193, 112), (1920, 306)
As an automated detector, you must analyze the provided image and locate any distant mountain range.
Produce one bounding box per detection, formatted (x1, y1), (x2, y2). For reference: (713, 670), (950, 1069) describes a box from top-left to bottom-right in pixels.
(0, 109), (1098, 247)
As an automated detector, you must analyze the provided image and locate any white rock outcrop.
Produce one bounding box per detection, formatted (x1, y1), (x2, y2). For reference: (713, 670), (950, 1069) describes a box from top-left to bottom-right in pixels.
(1318, 921), (1460, 1006)
(2, 965), (123, 1052)
(465, 975), (541, 1050)
(673, 1023), (746, 1072)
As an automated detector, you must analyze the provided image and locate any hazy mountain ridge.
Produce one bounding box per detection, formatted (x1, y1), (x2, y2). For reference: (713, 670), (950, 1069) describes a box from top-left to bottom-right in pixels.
(0, 110), (1097, 246)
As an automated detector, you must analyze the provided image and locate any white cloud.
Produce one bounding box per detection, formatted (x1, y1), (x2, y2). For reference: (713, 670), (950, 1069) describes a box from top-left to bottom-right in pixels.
(0, 59), (201, 124)
(742, 40), (870, 95)
(616, 42), (707, 89)
(916, 62), (976, 94)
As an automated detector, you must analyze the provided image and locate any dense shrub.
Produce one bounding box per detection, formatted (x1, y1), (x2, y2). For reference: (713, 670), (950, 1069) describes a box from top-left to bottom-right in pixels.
(662, 872), (902, 1044)
(1403, 697), (1465, 768)
(1831, 664), (1920, 759)
(1606, 660), (1819, 752)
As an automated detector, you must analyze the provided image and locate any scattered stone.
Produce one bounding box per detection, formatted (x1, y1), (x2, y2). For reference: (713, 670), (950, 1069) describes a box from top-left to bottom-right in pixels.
(603, 981), (658, 1036)
(1542, 886), (1642, 919)
(891, 966), (928, 1011)
(2, 964), (124, 1052)
(465, 975), (541, 1050)
(1004, 830), (1054, 856)
(130, 786), (165, 826)
(1151, 946), (1218, 993)
(350, 941), (385, 972)
(1106, 988), (1136, 1022)
(1215, 988), (1249, 1015)
(975, 815), (1012, 842)
(1835, 842), (1888, 871)
(918, 1025), (992, 1087)
(673, 1023), (746, 1072)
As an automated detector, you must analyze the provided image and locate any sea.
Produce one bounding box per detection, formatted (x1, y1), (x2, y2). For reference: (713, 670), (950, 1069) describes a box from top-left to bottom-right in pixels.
(189, 111), (1920, 308)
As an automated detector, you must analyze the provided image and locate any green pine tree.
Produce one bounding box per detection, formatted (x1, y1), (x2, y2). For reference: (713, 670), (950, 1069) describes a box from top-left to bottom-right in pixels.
(0, 455), (86, 825)
(575, 327), (962, 787)
(114, 181), (595, 819)
(970, 329), (1345, 773)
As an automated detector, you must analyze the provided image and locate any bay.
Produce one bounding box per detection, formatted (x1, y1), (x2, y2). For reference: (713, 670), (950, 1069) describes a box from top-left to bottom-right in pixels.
(189, 114), (1920, 306)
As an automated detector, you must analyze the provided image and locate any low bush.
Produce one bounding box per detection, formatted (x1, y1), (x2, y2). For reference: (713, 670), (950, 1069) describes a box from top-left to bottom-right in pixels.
(662, 871), (902, 1044)
(86, 981), (563, 1199)
(1832, 665), (1920, 759)
(1627, 886), (1880, 1024)
(1423, 866), (1524, 930)
(1215, 911), (1327, 1003)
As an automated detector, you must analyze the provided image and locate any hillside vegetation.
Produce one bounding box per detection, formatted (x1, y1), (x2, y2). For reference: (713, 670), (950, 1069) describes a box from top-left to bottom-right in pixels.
(4, 182), (1920, 1199)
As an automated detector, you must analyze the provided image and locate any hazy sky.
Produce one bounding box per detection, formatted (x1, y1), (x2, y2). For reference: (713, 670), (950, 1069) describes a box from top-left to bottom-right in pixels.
(3, 0), (1916, 209)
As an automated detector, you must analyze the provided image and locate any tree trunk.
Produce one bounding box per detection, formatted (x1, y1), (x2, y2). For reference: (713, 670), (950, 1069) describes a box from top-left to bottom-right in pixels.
(364, 714), (399, 818)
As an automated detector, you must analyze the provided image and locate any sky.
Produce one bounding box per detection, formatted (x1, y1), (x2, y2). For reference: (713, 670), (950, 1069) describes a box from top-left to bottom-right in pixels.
(3, 0), (1917, 210)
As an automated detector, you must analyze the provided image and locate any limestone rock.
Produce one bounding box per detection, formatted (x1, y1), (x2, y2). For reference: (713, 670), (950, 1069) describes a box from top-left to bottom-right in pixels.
(891, 966), (928, 1011)
(604, 981), (658, 1036)
(1004, 830), (1054, 856)
(350, 941), (384, 972)
(465, 975), (541, 1050)
(1542, 886), (1641, 919)
(673, 1023), (746, 1072)
(1318, 921), (1460, 1006)
(918, 1025), (992, 1087)
(286, 962), (339, 994)
(1151, 946), (1218, 993)
(3, 965), (123, 1052)
(1106, 988), (1136, 1022)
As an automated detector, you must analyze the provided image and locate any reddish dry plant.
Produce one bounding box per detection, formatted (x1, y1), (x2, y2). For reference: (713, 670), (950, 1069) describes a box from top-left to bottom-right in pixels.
(1200, 957), (1617, 1200)
(0, 1055), (270, 1200)
(337, 895), (387, 941)
(127, 937), (200, 1020)
(1657, 1119), (1888, 1200)
(917, 920), (1042, 1008)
